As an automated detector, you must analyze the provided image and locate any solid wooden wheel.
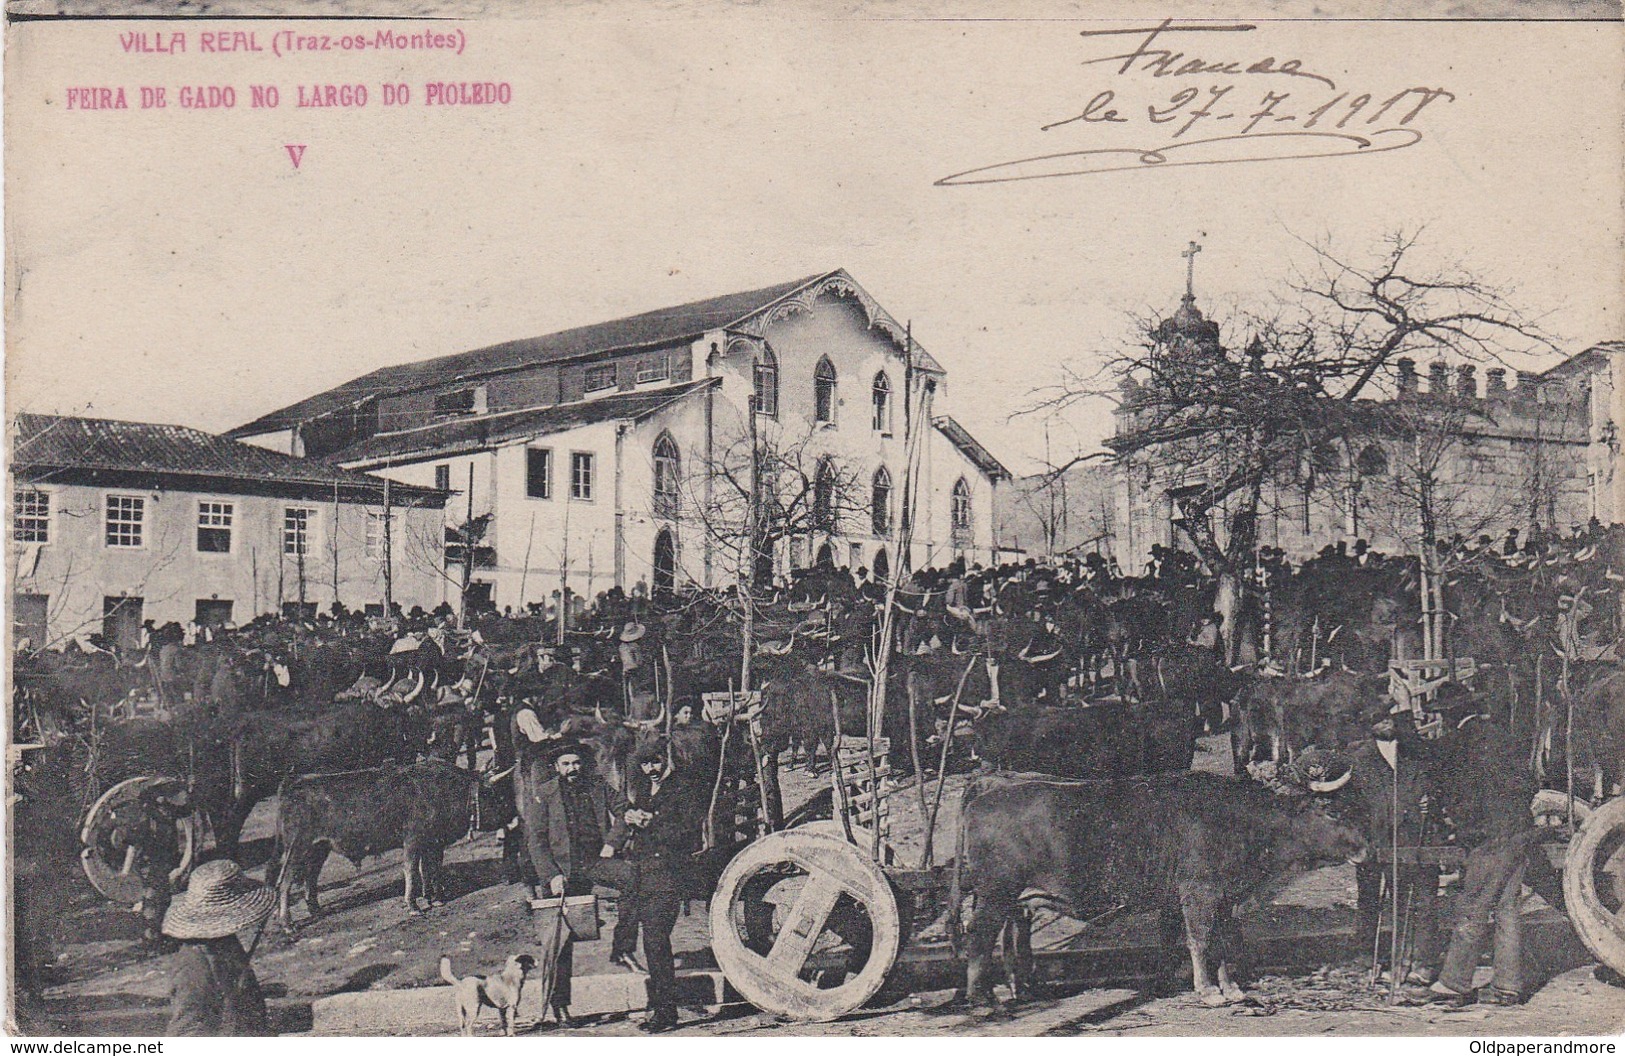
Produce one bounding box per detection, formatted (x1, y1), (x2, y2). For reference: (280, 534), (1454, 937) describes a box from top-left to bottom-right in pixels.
(1564, 795), (1625, 975)
(710, 828), (901, 1022)
(79, 776), (197, 905)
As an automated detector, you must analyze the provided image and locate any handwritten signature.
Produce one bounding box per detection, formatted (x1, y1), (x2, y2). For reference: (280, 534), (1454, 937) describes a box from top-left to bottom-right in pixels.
(936, 128), (1422, 186)
(937, 20), (1453, 185)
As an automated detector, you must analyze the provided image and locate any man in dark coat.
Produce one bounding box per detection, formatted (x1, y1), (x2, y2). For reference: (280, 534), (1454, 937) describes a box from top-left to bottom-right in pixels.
(520, 741), (634, 1024)
(1339, 708), (1444, 984)
(162, 859), (274, 1036)
(620, 739), (705, 1032)
(1401, 686), (1554, 1006)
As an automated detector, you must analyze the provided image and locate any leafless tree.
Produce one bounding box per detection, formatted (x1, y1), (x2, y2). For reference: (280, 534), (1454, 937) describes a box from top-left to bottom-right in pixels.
(674, 415), (866, 592)
(1026, 230), (1555, 658)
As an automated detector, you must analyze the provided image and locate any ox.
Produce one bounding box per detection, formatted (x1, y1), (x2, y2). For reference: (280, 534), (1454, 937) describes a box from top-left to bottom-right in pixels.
(952, 772), (1367, 1010)
(223, 692), (424, 849)
(1230, 669), (1384, 773)
(958, 699), (1196, 779)
(273, 760), (509, 927)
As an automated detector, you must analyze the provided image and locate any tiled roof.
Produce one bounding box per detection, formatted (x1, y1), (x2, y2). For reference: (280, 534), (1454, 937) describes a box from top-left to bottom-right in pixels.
(230, 270), (946, 439)
(11, 413), (443, 500)
(332, 379), (718, 467)
(229, 274), (833, 438)
(933, 415), (1011, 481)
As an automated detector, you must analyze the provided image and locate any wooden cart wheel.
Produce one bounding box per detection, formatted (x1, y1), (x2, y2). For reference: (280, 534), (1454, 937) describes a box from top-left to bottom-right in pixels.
(710, 828), (901, 1022)
(79, 776), (197, 905)
(1563, 795), (1625, 975)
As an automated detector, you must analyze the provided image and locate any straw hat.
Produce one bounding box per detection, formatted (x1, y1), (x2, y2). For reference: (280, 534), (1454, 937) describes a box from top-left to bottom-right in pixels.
(161, 859), (273, 940)
(619, 621), (647, 644)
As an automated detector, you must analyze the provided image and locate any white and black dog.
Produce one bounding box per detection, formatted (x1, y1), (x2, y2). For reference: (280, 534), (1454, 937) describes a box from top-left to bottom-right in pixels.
(440, 953), (537, 1036)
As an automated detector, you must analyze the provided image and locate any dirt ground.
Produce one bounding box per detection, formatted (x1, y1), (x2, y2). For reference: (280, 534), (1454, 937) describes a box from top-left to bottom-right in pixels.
(13, 735), (1625, 1037)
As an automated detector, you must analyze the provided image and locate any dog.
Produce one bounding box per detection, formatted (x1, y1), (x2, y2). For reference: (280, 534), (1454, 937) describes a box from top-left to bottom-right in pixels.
(440, 953), (537, 1036)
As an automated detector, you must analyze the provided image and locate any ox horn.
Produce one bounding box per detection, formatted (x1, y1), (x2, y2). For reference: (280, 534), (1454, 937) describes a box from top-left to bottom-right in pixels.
(625, 698), (669, 730)
(401, 669), (426, 705)
(1308, 770), (1353, 793)
(484, 765), (514, 785)
(594, 700), (607, 725)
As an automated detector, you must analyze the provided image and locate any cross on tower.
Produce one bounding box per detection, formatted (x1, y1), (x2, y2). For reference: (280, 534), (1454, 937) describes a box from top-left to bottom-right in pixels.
(1181, 240), (1203, 301)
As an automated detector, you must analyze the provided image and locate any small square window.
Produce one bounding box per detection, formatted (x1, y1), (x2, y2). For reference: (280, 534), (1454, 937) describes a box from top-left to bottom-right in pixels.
(13, 489), (49, 544)
(197, 501), (234, 553)
(570, 452), (595, 501)
(585, 364), (617, 393)
(105, 495), (145, 548)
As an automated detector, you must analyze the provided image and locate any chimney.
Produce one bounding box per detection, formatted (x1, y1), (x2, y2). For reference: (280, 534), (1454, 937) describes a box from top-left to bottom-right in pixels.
(1456, 365), (1477, 399)
(1514, 371), (1539, 404)
(1428, 361), (1450, 396)
(1485, 367), (1508, 399)
(1397, 358), (1418, 394)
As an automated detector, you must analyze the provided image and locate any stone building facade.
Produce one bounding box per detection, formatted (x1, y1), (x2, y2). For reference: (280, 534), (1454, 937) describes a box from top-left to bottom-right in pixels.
(9, 414), (447, 650)
(230, 271), (1012, 612)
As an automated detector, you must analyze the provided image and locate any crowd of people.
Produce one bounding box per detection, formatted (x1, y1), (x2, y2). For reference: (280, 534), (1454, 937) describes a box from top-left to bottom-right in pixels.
(14, 519), (1621, 1035)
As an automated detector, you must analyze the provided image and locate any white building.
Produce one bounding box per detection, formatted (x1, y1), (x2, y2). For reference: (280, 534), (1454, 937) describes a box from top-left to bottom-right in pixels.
(9, 414), (448, 650)
(230, 270), (1013, 611)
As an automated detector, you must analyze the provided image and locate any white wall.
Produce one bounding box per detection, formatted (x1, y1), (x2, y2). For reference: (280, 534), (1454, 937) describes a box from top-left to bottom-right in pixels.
(9, 478), (445, 647)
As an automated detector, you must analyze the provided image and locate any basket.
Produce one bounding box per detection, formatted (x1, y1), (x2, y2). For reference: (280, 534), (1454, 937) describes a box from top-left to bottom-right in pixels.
(528, 894), (600, 942)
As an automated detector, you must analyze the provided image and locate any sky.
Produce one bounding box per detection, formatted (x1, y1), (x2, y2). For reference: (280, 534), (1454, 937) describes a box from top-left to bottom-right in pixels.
(6, 14), (1622, 476)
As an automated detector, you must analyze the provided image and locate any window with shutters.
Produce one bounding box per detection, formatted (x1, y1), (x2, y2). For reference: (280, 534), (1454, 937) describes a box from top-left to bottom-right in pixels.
(527, 448), (553, 499)
(585, 363), (617, 393)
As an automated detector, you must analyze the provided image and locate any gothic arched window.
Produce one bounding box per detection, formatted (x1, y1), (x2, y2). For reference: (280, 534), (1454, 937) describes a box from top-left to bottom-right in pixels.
(653, 433), (681, 518)
(872, 465), (893, 536)
(813, 457), (838, 532)
(872, 372), (892, 433)
(951, 477), (972, 545)
(754, 346), (779, 418)
(814, 357), (838, 425)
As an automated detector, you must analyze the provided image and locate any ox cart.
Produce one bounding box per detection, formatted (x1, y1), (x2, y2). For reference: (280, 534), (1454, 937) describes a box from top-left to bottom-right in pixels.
(704, 723), (1625, 1024)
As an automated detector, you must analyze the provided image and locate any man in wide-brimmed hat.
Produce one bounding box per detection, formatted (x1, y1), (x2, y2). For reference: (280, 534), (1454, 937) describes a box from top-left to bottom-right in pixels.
(162, 859), (274, 1036)
(1398, 684), (1558, 1008)
(521, 740), (634, 1025)
(619, 737), (704, 1033)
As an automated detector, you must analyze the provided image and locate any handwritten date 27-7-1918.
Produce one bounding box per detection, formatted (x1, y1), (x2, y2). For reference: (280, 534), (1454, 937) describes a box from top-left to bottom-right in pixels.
(1044, 85), (1455, 141)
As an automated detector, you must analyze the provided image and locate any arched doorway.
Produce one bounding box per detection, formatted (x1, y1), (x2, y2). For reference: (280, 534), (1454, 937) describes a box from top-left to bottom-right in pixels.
(815, 542), (834, 569)
(653, 528), (676, 596)
(872, 547), (890, 585)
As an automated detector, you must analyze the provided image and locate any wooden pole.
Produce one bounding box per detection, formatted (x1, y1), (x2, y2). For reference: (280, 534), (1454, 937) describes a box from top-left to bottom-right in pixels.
(332, 481), (341, 611)
(382, 477), (394, 615)
(518, 511), (537, 611)
(922, 651), (978, 869)
(906, 670), (931, 865)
